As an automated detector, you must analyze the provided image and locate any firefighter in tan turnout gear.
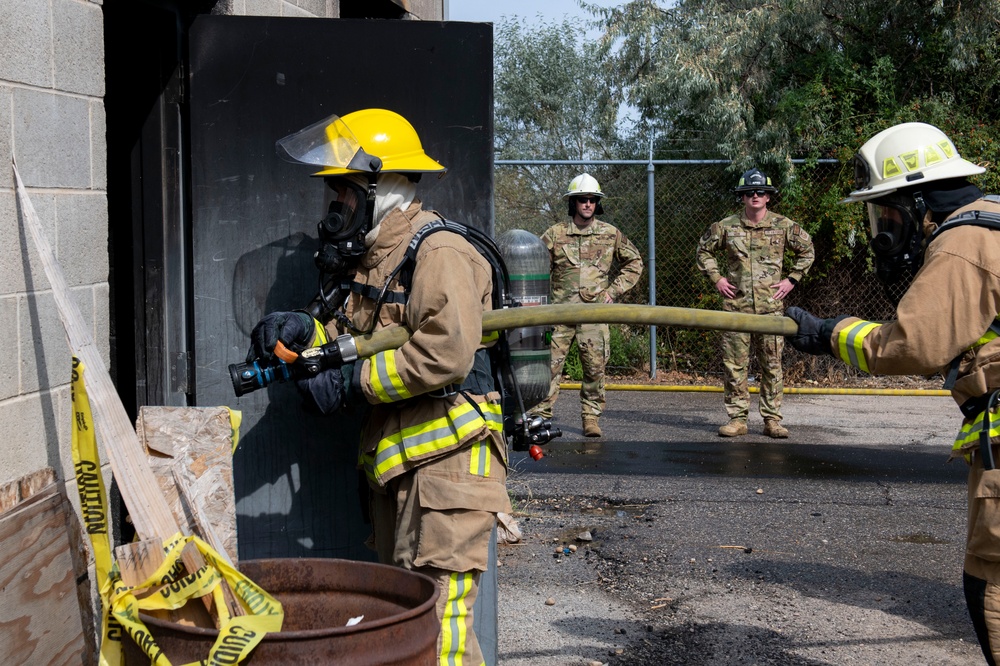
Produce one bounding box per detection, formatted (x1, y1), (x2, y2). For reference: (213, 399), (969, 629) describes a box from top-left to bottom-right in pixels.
(248, 108), (508, 666)
(533, 173), (644, 438)
(696, 169), (815, 439)
(786, 122), (1000, 665)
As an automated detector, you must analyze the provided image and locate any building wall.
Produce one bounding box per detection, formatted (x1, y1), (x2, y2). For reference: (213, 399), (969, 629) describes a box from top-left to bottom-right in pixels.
(1, 0), (108, 494)
(0, 0), (445, 509)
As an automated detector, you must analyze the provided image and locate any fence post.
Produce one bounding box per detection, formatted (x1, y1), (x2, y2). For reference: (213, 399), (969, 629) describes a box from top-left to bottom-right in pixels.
(647, 144), (657, 378)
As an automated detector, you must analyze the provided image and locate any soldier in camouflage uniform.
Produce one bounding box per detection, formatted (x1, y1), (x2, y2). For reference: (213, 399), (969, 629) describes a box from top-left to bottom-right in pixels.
(696, 168), (815, 438)
(533, 173), (644, 437)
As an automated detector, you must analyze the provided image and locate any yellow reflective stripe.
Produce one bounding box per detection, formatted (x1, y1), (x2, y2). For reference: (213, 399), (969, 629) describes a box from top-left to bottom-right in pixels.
(836, 320), (880, 374)
(952, 409), (1000, 451)
(370, 350), (413, 403)
(974, 316), (1000, 347)
(312, 318), (329, 346)
(481, 331), (499, 345)
(977, 330), (999, 347)
(440, 572), (474, 665)
(363, 400), (503, 483)
(370, 402), (485, 478)
(469, 441), (491, 477)
(480, 401), (503, 433)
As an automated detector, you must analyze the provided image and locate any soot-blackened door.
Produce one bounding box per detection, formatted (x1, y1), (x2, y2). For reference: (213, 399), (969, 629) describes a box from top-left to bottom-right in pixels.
(186, 15), (493, 560)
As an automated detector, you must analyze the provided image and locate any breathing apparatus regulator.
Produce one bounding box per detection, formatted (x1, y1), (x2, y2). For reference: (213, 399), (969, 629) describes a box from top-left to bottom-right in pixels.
(231, 109), (561, 457)
(844, 122), (985, 287)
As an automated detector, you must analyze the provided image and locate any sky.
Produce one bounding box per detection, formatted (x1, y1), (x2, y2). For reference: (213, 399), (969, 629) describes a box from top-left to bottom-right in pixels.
(446, 0), (622, 28)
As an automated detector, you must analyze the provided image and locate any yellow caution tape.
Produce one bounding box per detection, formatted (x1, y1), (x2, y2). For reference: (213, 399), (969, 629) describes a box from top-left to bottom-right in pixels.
(102, 533), (284, 666)
(72, 358), (283, 666)
(72, 357), (123, 666)
(228, 408), (242, 455)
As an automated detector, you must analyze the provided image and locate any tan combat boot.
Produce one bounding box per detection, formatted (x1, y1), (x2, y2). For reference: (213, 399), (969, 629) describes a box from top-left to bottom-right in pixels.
(582, 415), (602, 438)
(764, 419), (789, 439)
(718, 419), (748, 437)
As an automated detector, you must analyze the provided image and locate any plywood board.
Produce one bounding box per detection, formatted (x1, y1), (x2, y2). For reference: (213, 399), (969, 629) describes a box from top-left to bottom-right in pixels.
(0, 482), (86, 663)
(136, 406), (238, 563)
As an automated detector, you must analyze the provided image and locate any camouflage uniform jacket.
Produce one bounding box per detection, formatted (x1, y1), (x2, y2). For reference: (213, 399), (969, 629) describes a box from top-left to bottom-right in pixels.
(540, 219), (644, 304)
(696, 210), (814, 315)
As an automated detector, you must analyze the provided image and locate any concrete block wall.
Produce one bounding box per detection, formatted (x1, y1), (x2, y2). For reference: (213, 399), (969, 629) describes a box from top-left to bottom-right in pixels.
(1, 0), (109, 496)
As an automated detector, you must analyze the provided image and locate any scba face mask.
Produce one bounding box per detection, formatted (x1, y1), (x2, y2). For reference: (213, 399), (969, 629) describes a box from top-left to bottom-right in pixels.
(314, 177), (372, 276)
(866, 192), (924, 286)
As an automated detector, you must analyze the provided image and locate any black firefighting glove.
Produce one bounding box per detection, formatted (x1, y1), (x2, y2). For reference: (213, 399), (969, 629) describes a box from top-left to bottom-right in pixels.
(340, 361), (368, 409)
(295, 362), (365, 416)
(785, 307), (846, 357)
(248, 311), (315, 362)
(296, 367), (345, 416)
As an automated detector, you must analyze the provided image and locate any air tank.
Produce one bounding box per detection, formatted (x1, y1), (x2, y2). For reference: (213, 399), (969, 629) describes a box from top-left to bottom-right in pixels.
(497, 229), (551, 411)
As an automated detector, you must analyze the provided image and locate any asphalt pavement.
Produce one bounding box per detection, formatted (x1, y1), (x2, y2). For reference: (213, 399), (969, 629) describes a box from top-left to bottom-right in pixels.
(496, 388), (984, 665)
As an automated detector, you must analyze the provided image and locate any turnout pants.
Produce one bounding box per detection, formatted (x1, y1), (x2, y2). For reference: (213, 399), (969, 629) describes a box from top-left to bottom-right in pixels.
(965, 452), (1000, 665)
(371, 439), (509, 666)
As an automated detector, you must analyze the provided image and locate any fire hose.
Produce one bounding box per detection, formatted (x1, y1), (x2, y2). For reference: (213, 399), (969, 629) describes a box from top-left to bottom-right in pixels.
(231, 303), (797, 396)
(229, 304), (799, 459)
(349, 303), (797, 359)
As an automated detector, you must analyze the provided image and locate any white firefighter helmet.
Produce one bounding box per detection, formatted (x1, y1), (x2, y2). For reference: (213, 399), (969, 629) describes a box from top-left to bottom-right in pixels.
(844, 122), (984, 203)
(563, 173), (603, 199)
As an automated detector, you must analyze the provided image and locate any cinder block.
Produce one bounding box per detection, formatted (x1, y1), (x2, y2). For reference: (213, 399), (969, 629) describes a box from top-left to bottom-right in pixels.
(93, 283), (110, 370)
(409, 0), (443, 20)
(52, 0), (105, 97)
(18, 291), (76, 394)
(0, 395), (62, 485)
(0, 296), (16, 400)
(56, 192), (109, 287)
(281, 1), (318, 18)
(0, 86), (11, 173)
(288, 0), (327, 17)
(90, 100), (107, 190)
(1, 189), (57, 295)
(13, 88), (91, 189)
(0, 1), (52, 88)
(244, 0), (284, 16)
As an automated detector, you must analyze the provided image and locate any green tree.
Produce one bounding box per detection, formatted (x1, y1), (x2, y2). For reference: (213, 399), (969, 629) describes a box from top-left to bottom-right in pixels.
(493, 16), (641, 236)
(591, 0), (1000, 266)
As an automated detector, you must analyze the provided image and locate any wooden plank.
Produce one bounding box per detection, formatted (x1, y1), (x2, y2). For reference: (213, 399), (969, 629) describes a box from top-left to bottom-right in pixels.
(0, 467), (57, 513)
(0, 483), (86, 664)
(114, 539), (215, 627)
(13, 160), (219, 626)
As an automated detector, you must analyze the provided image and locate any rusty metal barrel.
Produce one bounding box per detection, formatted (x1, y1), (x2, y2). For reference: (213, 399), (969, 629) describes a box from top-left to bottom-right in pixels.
(122, 558), (440, 665)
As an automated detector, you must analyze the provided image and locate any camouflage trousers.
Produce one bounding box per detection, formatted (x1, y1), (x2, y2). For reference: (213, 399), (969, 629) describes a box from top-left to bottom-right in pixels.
(533, 323), (609, 418)
(721, 329), (783, 421)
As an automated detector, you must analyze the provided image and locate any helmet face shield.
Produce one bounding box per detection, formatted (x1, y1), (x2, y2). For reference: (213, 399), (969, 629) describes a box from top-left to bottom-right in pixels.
(852, 154), (872, 191)
(276, 113), (378, 172)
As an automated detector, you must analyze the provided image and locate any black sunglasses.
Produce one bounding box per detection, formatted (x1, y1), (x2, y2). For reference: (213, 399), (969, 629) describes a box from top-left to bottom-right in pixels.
(742, 190), (769, 198)
(575, 196), (599, 204)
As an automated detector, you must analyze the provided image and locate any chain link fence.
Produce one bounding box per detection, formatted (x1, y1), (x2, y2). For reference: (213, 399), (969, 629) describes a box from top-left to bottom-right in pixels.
(494, 160), (925, 388)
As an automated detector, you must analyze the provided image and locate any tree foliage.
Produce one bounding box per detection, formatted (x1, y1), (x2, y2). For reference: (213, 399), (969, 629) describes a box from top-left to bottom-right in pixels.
(592, 0), (1000, 180)
(494, 15), (632, 160)
(493, 15), (644, 235)
(584, 0), (1000, 279)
